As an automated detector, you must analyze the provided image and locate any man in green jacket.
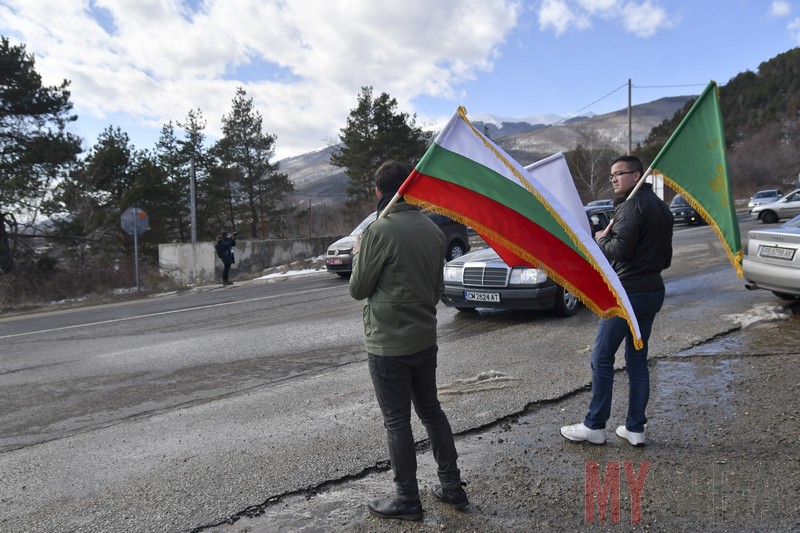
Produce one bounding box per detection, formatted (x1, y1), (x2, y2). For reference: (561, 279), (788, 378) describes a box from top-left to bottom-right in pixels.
(350, 160), (468, 521)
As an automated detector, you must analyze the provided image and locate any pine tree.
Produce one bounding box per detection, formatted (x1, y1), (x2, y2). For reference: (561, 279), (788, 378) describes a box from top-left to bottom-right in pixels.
(212, 87), (293, 238)
(0, 37), (81, 273)
(331, 86), (430, 208)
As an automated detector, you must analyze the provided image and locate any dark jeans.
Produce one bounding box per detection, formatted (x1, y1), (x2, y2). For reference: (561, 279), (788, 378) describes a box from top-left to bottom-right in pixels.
(584, 288), (665, 433)
(368, 345), (461, 500)
(222, 261), (232, 283)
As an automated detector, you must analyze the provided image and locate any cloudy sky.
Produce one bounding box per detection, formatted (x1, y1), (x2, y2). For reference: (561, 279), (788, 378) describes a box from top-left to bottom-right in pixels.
(1, 0), (798, 160)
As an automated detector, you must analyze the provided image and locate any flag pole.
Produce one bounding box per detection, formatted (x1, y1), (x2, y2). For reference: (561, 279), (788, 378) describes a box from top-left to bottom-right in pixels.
(378, 192), (402, 219)
(604, 167), (654, 231)
(627, 167), (655, 198)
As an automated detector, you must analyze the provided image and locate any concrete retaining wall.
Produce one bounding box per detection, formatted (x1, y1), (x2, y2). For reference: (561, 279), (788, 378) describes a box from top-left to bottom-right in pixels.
(158, 237), (339, 285)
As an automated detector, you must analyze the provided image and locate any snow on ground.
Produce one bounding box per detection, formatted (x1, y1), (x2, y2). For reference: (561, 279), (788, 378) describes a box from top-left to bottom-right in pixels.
(255, 255), (328, 281)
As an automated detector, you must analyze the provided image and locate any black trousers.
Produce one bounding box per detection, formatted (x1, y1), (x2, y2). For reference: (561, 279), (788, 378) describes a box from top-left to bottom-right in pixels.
(222, 261), (232, 283)
(368, 345), (461, 500)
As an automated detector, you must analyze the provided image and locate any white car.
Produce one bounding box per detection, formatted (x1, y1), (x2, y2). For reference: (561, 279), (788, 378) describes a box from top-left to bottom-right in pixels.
(743, 214), (800, 299)
(751, 189), (800, 224)
(747, 188), (783, 212)
(325, 210), (470, 277)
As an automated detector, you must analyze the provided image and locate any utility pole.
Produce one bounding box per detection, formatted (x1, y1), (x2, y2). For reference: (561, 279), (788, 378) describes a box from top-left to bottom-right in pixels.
(627, 78), (632, 155)
(190, 157), (197, 244)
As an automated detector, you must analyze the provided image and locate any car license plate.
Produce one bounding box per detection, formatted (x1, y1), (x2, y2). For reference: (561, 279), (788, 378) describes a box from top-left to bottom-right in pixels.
(465, 291), (500, 302)
(327, 258), (343, 265)
(758, 245), (796, 260)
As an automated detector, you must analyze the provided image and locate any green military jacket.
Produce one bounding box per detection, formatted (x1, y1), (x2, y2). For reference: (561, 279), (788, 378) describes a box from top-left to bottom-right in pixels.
(349, 201), (445, 356)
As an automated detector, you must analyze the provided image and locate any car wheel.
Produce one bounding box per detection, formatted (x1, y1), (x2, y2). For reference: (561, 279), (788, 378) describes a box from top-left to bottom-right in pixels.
(454, 306), (477, 313)
(761, 211), (779, 224)
(552, 286), (579, 317)
(336, 272), (351, 278)
(447, 240), (467, 261)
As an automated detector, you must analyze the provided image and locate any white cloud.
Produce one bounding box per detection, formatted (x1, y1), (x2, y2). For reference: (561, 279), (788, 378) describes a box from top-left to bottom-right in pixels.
(577, 0), (618, 13)
(0, 0), (522, 158)
(769, 1), (792, 17)
(537, 0), (672, 38)
(788, 17), (800, 43)
(619, 1), (670, 38)
(538, 0), (591, 35)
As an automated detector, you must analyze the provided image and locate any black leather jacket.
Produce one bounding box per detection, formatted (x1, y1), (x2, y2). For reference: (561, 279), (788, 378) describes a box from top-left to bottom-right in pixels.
(597, 183), (673, 293)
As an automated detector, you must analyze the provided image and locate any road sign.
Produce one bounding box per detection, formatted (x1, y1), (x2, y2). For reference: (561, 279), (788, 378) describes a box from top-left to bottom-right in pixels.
(121, 207), (149, 236)
(121, 207), (148, 291)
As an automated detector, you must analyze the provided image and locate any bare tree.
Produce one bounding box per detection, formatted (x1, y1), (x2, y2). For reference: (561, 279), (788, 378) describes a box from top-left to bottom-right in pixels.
(566, 127), (617, 201)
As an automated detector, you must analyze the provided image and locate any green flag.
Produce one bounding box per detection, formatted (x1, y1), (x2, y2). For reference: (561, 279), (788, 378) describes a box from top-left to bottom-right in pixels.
(650, 81), (742, 277)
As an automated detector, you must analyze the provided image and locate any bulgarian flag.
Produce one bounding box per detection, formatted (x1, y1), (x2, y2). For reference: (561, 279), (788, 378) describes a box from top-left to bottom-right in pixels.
(524, 152), (591, 236)
(396, 107), (643, 348)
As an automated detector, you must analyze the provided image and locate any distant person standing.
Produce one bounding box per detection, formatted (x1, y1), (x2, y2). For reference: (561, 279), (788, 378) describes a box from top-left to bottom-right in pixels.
(561, 155), (673, 447)
(349, 160), (468, 521)
(216, 231), (237, 285)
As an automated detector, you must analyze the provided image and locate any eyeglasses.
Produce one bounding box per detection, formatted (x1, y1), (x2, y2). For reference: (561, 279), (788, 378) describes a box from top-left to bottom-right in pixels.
(609, 170), (636, 181)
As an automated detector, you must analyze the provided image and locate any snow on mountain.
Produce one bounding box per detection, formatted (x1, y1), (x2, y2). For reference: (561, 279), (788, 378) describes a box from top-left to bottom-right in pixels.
(469, 111), (564, 127)
(281, 95), (695, 204)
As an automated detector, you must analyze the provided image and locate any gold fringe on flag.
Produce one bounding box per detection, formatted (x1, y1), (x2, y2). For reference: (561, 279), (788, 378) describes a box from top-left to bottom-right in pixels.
(656, 170), (744, 278)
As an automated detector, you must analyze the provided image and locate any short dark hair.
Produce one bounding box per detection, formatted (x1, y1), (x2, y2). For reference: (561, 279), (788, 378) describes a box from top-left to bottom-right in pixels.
(375, 160), (410, 196)
(611, 155), (644, 174)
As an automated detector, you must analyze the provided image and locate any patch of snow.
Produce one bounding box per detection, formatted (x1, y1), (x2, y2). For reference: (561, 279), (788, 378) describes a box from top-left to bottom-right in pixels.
(723, 303), (792, 329)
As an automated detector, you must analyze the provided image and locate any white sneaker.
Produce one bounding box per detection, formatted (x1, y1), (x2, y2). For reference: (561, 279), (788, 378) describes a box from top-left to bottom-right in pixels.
(560, 423), (606, 444)
(616, 426), (646, 447)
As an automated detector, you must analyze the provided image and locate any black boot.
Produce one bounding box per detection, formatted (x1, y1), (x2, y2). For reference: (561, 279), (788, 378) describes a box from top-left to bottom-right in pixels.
(367, 495), (423, 521)
(431, 483), (469, 510)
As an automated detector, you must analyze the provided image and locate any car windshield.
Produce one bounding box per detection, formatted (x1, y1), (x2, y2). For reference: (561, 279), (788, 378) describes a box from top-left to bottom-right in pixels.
(784, 215), (800, 228)
(784, 190), (800, 202)
(670, 195), (688, 207)
(350, 212), (378, 236)
(754, 191), (776, 199)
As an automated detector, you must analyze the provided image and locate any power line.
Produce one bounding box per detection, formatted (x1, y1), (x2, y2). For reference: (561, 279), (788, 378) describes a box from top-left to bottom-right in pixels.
(633, 83), (708, 89)
(558, 82), (629, 123)
(526, 80), (705, 137)
(527, 82), (628, 135)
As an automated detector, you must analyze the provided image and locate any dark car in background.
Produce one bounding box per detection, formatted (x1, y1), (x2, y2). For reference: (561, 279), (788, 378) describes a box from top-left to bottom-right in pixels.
(440, 205), (615, 317)
(669, 194), (705, 225)
(586, 199), (614, 207)
(325, 210), (471, 277)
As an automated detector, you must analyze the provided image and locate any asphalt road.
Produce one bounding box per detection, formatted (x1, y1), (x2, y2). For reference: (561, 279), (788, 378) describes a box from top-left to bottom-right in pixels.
(0, 215), (789, 532)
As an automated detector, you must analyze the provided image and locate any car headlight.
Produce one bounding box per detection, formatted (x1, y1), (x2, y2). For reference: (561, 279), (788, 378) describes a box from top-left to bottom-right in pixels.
(443, 264), (463, 283)
(509, 267), (548, 285)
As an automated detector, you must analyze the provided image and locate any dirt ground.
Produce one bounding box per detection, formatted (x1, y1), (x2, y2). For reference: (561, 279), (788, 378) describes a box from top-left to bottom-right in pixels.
(203, 315), (800, 533)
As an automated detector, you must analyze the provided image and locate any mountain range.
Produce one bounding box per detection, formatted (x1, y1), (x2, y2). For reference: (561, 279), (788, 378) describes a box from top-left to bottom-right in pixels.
(281, 95), (695, 205)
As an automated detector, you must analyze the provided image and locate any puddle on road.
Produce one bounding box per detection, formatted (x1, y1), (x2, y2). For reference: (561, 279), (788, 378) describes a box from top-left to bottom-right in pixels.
(655, 358), (739, 421)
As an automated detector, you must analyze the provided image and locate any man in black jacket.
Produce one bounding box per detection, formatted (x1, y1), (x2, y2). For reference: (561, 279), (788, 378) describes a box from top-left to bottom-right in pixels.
(561, 155), (673, 447)
(216, 232), (237, 285)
